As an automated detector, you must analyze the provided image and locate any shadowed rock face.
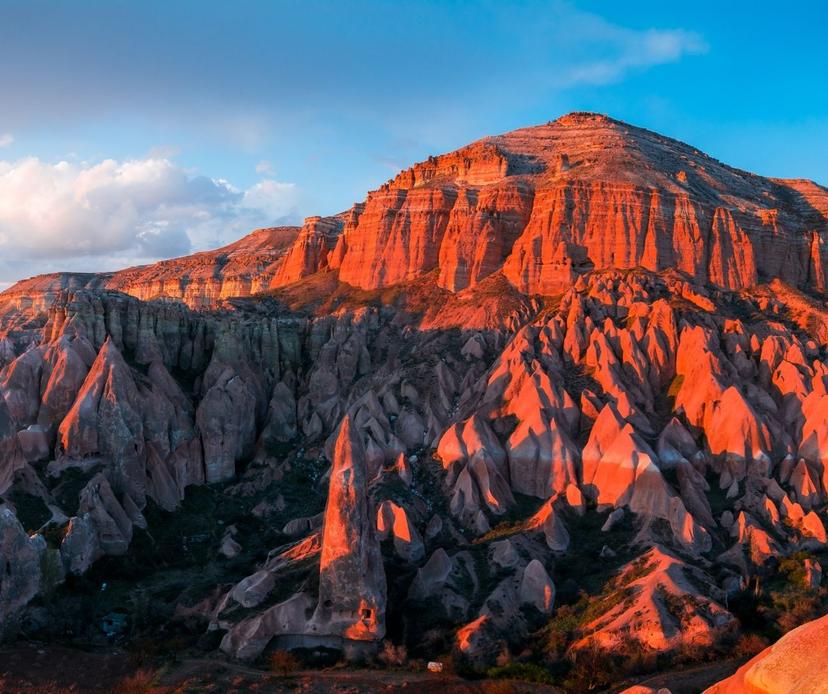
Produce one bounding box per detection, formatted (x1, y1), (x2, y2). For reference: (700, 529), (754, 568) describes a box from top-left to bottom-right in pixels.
(1, 113), (828, 676)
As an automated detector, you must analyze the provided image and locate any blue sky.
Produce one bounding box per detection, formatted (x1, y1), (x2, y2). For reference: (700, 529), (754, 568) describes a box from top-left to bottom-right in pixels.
(0, 1), (826, 284)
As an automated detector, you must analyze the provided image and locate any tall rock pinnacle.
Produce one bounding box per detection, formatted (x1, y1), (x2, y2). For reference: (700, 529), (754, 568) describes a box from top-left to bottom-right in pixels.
(309, 415), (386, 642)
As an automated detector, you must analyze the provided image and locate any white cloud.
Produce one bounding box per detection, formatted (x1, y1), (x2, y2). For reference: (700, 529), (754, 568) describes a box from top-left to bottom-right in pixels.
(243, 179), (298, 220)
(0, 134), (13, 148)
(255, 159), (275, 175)
(0, 155), (301, 283)
(549, 15), (708, 88)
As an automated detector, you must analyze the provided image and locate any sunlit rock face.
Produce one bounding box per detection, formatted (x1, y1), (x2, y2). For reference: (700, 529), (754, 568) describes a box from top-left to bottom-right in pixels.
(705, 613), (828, 694)
(574, 546), (734, 653)
(1, 113), (828, 674)
(7, 113), (824, 312)
(103, 226), (303, 308)
(308, 415), (386, 642)
(329, 113), (828, 296)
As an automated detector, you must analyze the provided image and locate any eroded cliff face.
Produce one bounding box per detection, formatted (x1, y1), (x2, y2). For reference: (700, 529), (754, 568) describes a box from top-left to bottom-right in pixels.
(0, 113), (827, 681)
(8, 113), (824, 313)
(103, 226), (302, 308)
(1, 265), (826, 668)
(311, 112), (828, 295)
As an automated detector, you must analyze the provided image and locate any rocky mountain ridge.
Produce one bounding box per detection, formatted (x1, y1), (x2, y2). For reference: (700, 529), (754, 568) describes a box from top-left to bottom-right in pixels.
(0, 113), (827, 691)
(7, 112), (827, 313)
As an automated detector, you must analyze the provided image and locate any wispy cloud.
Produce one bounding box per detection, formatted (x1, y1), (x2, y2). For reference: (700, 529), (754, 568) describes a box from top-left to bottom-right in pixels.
(545, 11), (708, 88)
(0, 134), (13, 149)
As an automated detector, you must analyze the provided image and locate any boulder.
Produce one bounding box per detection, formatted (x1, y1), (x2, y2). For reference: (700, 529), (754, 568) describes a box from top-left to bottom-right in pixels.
(376, 500), (425, 562)
(705, 613), (828, 694)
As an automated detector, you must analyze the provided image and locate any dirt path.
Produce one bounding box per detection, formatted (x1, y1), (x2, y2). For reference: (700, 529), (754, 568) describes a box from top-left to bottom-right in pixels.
(0, 646), (564, 693)
(3, 644), (737, 693)
(162, 658), (564, 693)
(0, 642), (134, 693)
(608, 658), (745, 694)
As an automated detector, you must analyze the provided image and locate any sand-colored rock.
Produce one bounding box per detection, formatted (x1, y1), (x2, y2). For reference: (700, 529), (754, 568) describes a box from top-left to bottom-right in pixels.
(705, 612), (828, 694)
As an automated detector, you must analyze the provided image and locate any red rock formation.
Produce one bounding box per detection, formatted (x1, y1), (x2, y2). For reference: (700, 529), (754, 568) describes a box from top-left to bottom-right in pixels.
(705, 613), (828, 694)
(328, 113), (828, 295)
(3, 113), (828, 679)
(271, 216), (342, 287)
(103, 226), (301, 308)
(3, 112), (819, 311)
(308, 415), (386, 642)
(57, 338), (147, 500)
(576, 547), (733, 654)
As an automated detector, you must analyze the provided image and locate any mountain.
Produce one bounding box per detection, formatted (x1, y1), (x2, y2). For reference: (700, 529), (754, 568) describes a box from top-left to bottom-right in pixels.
(10, 111), (828, 314)
(0, 113), (827, 691)
(9, 112), (828, 314)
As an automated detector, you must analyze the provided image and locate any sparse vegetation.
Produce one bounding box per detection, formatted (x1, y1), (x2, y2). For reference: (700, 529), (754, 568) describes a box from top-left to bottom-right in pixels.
(377, 640), (408, 667)
(116, 669), (160, 694)
(269, 649), (301, 676)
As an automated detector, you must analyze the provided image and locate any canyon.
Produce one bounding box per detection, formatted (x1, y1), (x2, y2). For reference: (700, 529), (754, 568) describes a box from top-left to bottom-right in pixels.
(0, 112), (827, 692)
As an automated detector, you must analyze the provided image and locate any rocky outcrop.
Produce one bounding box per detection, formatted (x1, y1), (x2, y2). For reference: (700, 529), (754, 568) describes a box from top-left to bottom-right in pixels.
(376, 500), (424, 563)
(576, 547), (734, 654)
(456, 556), (555, 662)
(0, 393), (26, 494)
(2, 112), (828, 680)
(705, 613), (828, 694)
(307, 415), (386, 642)
(331, 113), (828, 296)
(57, 339), (148, 501)
(0, 508), (63, 638)
(103, 226), (302, 308)
(437, 415), (513, 526)
(272, 216), (342, 286)
(4, 113), (820, 312)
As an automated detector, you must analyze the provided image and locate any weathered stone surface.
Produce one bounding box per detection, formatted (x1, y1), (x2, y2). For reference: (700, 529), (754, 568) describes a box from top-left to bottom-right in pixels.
(577, 547), (733, 654)
(2, 112), (828, 675)
(57, 339), (147, 500)
(220, 592), (315, 661)
(307, 416), (386, 642)
(60, 514), (102, 575)
(0, 393), (26, 494)
(376, 500), (424, 563)
(0, 508), (62, 638)
(705, 613), (828, 694)
(519, 559), (555, 613)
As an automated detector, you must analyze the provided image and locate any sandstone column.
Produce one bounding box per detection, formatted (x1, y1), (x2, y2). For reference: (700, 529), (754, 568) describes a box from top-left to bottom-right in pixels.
(308, 415), (386, 642)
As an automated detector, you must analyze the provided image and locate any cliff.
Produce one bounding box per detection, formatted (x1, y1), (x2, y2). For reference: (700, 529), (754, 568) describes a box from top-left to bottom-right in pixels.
(6, 112), (826, 311)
